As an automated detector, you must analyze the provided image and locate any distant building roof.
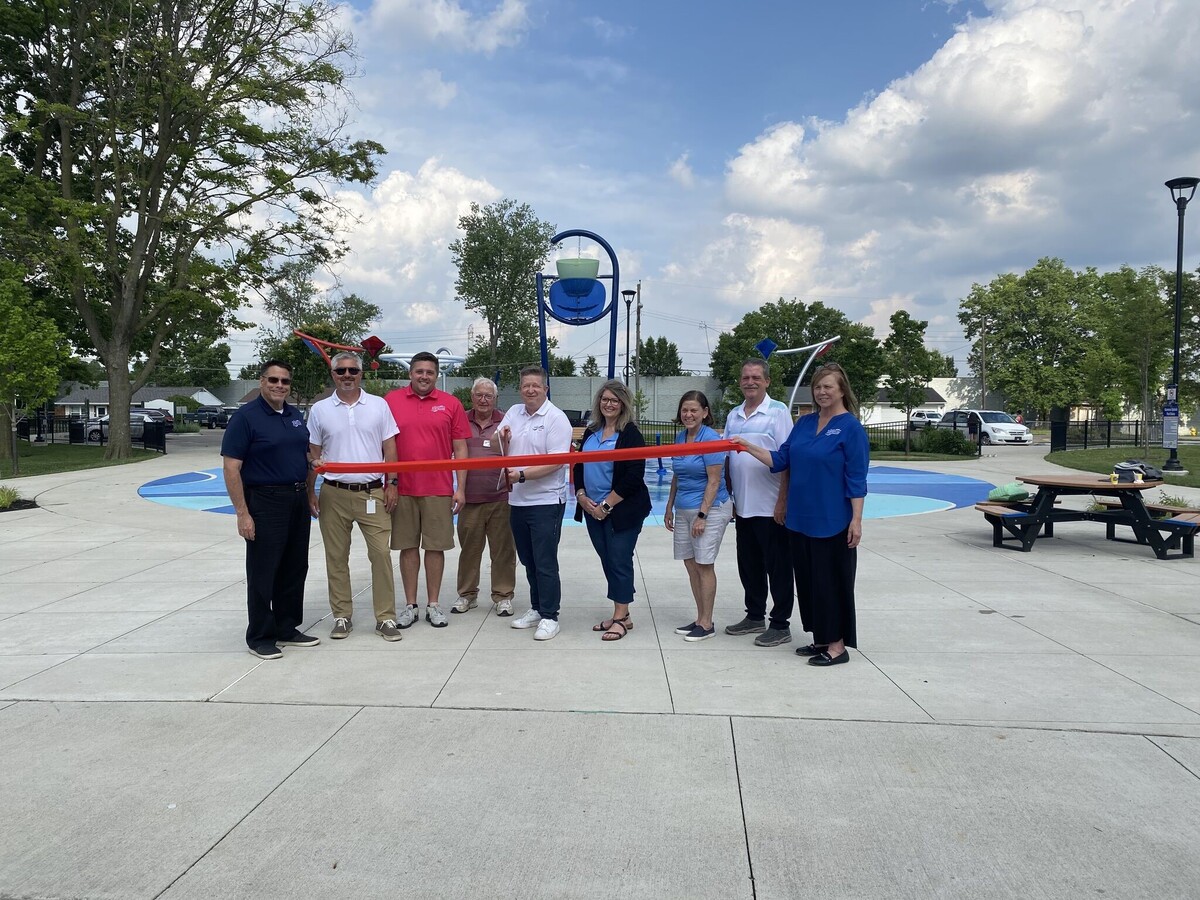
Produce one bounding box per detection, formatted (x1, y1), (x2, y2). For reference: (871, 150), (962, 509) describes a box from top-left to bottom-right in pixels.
(875, 387), (946, 405)
(56, 382), (212, 404)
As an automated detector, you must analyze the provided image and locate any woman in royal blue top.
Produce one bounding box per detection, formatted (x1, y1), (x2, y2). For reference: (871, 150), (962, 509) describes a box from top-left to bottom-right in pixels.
(664, 391), (732, 642)
(731, 363), (868, 666)
(572, 380), (653, 641)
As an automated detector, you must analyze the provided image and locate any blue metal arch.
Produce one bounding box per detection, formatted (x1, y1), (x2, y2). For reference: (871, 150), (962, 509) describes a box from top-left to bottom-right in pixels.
(537, 229), (621, 380)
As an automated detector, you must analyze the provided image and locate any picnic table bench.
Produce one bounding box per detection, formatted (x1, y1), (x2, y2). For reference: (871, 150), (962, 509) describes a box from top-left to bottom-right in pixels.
(975, 475), (1198, 560)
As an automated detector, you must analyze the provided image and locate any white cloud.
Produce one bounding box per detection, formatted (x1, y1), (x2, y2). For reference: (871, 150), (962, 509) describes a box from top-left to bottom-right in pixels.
(584, 16), (632, 43)
(706, 0), (1200, 361)
(668, 152), (696, 189)
(363, 0), (529, 54)
(415, 69), (458, 108)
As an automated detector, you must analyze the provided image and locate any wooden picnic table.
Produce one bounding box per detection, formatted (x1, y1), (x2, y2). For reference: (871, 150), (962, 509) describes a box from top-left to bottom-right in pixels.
(974, 474), (1196, 560)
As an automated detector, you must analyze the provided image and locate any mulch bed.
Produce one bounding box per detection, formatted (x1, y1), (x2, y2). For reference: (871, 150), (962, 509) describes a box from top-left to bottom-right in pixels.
(0, 499), (39, 513)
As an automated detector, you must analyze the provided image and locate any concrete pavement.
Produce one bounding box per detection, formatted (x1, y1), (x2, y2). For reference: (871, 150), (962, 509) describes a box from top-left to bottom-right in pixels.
(2, 433), (1200, 898)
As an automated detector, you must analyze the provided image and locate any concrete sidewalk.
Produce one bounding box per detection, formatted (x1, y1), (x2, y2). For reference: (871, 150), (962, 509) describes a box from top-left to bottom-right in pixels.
(2, 435), (1200, 898)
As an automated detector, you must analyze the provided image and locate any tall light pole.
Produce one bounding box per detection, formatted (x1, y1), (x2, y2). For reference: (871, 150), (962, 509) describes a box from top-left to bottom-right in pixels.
(1164, 177), (1198, 472)
(621, 289), (636, 382)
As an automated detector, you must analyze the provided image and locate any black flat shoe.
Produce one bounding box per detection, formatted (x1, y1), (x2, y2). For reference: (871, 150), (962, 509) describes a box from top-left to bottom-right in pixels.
(808, 649), (849, 667)
(794, 643), (828, 657)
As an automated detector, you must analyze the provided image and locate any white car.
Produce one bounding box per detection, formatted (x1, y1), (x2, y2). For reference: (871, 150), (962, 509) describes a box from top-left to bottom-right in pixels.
(909, 410), (943, 430)
(935, 409), (1032, 445)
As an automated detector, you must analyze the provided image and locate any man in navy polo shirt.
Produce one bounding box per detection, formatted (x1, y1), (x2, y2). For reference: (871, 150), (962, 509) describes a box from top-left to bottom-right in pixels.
(222, 359), (322, 659)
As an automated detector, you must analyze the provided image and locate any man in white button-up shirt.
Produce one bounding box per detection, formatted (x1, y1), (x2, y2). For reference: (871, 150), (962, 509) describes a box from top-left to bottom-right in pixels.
(723, 358), (796, 647)
(498, 366), (573, 641)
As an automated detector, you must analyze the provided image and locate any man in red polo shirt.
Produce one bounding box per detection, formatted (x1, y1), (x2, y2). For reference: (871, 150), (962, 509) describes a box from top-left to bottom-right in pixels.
(385, 351), (470, 628)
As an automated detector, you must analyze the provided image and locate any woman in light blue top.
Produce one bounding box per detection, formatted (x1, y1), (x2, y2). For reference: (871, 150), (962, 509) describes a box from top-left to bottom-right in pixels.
(664, 391), (732, 642)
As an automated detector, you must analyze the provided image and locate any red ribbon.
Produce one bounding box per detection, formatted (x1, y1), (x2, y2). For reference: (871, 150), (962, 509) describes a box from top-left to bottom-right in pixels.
(316, 439), (742, 475)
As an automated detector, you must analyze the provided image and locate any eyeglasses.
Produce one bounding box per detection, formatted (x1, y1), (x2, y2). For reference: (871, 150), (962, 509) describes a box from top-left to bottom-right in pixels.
(333, 367), (361, 375)
(264, 376), (292, 385)
(600, 397), (622, 405)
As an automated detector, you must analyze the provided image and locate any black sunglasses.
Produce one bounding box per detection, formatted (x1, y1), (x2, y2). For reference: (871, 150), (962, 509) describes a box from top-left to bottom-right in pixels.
(333, 367), (361, 375)
(265, 376), (292, 385)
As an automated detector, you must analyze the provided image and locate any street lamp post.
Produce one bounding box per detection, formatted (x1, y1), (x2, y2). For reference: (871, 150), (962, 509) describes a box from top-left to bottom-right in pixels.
(621, 289), (636, 382)
(1164, 177), (1199, 473)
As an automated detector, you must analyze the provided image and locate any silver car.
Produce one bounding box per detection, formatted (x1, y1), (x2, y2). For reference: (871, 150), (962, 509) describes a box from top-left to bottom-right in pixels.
(86, 412), (150, 442)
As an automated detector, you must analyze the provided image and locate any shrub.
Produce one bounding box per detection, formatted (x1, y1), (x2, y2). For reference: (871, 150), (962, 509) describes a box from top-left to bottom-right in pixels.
(917, 428), (976, 456)
(0, 485), (20, 509)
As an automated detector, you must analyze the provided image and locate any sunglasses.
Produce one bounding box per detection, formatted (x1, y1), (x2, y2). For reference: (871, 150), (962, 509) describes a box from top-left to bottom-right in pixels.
(264, 376), (291, 385)
(333, 367), (361, 375)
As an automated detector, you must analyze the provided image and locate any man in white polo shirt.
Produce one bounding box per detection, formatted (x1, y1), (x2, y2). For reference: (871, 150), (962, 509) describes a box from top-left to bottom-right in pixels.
(723, 357), (796, 647)
(498, 365), (573, 641)
(307, 352), (402, 642)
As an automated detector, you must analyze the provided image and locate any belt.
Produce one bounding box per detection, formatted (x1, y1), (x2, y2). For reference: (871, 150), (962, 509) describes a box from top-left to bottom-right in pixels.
(249, 482), (307, 492)
(323, 478), (383, 492)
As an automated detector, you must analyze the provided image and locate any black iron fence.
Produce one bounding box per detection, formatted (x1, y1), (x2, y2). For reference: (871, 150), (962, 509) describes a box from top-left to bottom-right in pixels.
(1049, 419), (1163, 452)
(16, 414), (166, 453)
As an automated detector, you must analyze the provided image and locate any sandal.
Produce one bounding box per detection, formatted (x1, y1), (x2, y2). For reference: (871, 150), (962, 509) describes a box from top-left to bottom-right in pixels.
(601, 617), (631, 641)
(592, 615), (633, 633)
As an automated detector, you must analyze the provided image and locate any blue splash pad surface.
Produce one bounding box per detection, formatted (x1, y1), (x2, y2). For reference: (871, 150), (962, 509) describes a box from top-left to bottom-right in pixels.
(139, 465), (994, 523)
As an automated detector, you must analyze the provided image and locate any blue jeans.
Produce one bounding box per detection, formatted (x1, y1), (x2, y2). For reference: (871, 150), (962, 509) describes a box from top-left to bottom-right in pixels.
(509, 504), (565, 619)
(584, 517), (642, 604)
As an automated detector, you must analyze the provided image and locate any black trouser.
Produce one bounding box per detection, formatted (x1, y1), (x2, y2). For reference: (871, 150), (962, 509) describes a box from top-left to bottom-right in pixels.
(244, 484), (311, 647)
(734, 514), (795, 629)
(790, 528), (857, 648)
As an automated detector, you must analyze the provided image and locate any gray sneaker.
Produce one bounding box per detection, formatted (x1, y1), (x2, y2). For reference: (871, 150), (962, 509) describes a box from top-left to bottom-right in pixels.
(376, 619), (402, 642)
(397, 605), (418, 628)
(754, 627), (792, 647)
(451, 596), (478, 614)
(330, 617), (352, 639)
(724, 616), (767, 636)
(426, 605), (449, 628)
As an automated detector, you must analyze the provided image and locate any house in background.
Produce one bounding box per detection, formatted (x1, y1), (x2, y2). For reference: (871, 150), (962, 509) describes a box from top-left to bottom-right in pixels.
(55, 382), (223, 418)
(862, 386), (948, 425)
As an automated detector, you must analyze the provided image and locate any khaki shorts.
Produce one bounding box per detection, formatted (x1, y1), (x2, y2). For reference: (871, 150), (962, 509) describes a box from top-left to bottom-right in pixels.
(391, 495), (455, 551)
(672, 502), (733, 564)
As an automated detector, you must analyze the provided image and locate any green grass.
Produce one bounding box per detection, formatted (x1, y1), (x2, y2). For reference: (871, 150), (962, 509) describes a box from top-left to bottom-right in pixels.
(871, 451), (978, 462)
(1045, 446), (1200, 489)
(3, 442), (159, 478)
(173, 422), (201, 434)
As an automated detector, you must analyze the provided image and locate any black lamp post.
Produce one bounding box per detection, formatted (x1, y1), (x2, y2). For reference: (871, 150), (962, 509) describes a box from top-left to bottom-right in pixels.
(621, 289), (636, 381)
(1164, 176), (1199, 472)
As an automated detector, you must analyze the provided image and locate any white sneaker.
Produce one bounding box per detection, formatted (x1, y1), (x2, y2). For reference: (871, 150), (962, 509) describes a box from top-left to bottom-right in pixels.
(495, 598), (513, 617)
(451, 596), (477, 614)
(534, 618), (560, 641)
(511, 608), (542, 629)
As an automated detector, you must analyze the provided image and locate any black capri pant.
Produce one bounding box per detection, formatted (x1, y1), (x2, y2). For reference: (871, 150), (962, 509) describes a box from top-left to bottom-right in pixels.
(790, 527), (857, 648)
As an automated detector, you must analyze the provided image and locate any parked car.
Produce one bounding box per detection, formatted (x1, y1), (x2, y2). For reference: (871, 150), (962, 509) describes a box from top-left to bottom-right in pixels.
(909, 410), (943, 430)
(192, 406), (224, 428)
(935, 409), (1032, 445)
(138, 408), (174, 432)
(214, 406), (238, 428)
(86, 412), (150, 442)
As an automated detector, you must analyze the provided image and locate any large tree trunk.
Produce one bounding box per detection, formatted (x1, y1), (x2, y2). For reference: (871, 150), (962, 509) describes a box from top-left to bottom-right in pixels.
(0, 406), (14, 475)
(104, 361), (134, 460)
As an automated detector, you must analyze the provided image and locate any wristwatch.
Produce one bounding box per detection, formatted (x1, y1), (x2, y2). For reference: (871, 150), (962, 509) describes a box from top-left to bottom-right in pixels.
(388, 477), (398, 486)
(518, 471), (526, 484)
(600, 501), (613, 514)
(697, 511), (708, 520)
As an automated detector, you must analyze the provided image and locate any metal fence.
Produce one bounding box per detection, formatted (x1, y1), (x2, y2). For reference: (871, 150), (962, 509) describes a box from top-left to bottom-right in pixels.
(1049, 419), (1163, 452)
(16, 415), (167, 453)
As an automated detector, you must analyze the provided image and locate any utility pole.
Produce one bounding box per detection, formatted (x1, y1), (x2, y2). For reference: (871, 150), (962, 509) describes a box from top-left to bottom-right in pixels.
(634, 280), (642, 408)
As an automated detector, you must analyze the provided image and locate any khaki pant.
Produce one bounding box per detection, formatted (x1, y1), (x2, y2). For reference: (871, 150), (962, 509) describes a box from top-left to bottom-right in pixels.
(318, 484), (396, 622)
(455, 500), (516, 603)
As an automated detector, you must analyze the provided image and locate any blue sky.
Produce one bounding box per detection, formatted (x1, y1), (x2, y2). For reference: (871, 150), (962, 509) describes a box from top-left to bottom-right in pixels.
(228, 0), (1200, 380)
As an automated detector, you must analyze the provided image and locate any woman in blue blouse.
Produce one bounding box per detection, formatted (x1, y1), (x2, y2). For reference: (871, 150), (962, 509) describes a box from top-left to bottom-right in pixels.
(572, 380), (653, 641)
(664, 391), (732, 642)
(731, 363), (868, 666)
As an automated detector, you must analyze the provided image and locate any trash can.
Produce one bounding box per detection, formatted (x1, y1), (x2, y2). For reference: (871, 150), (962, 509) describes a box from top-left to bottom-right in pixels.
(68, 420), (86, 444)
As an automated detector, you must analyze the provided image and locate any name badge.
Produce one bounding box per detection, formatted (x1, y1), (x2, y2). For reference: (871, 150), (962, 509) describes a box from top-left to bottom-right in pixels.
(482, 440), (491, 448)
(365, 499), (377, 515)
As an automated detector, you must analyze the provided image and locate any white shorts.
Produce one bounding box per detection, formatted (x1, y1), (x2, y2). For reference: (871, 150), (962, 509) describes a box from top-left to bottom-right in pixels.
(672, 502), (733, 565)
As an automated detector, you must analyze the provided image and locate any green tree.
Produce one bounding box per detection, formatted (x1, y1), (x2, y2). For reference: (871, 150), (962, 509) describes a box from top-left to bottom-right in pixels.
(958, 258), (1099, 417)
(709, 298), (884, 413)
(882, 310), (936, 453)
(449, 199), (556, 375)
(581, 355), (600, 377)
(928, 350), (958, 378)
(1096, 266), (1172, 440)
(638, 336), (684, 376)
(0, 0), (383, 458)
(0, 262), (66, 474)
